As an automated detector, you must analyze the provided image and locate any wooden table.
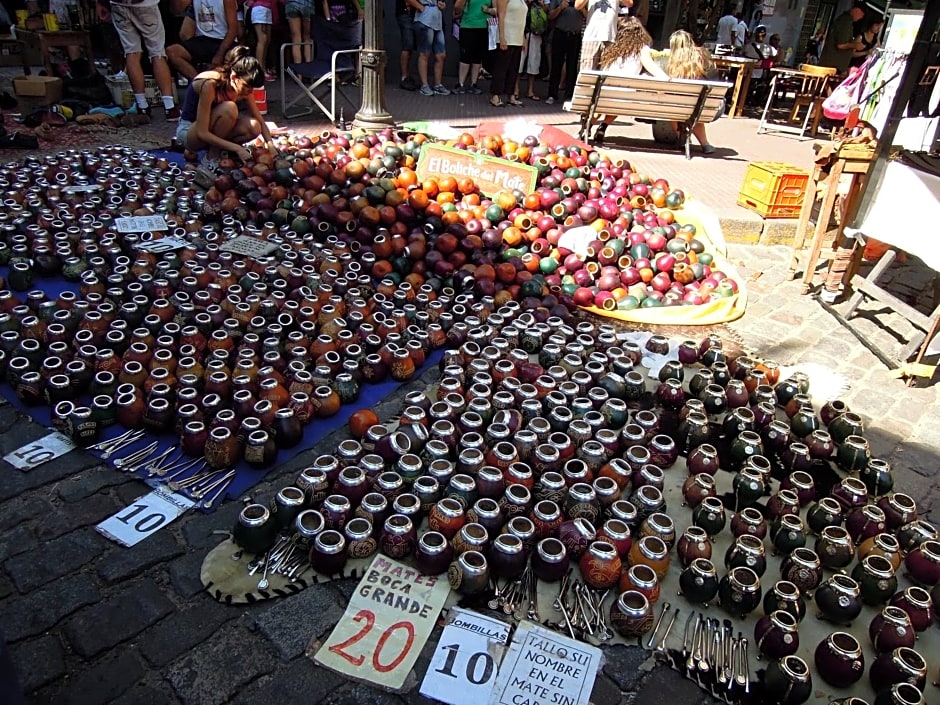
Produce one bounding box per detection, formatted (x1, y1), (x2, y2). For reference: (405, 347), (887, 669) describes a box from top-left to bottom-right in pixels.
(713, 56), (756, 118)
(13, 29), (94, 77)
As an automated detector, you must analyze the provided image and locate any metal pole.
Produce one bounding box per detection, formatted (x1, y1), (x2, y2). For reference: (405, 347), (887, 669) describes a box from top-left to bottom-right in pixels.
(353, 0), (396, 129)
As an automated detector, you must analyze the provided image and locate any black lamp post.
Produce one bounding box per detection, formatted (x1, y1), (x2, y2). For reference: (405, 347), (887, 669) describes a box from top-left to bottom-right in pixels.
(353, 0), (396, 129)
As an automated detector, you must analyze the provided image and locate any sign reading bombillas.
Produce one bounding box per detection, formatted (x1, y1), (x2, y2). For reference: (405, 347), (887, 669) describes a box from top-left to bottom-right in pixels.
(416, 144), (539, 198)
(488, 622), (601, 705)
(315, 555), (450, 691)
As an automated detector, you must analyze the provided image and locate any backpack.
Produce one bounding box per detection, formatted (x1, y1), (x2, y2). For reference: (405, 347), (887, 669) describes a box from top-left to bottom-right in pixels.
(528, 3), (548, 35)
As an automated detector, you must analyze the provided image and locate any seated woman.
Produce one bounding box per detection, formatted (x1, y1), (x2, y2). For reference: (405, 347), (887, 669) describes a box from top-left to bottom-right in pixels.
(666, 30), (718, 154)
(175, 45), (275, 169)
(592, 16), (667, 143)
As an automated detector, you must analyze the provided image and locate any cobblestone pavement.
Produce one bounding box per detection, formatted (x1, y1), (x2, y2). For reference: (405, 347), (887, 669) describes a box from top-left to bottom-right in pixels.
(1, 78), (938, 705)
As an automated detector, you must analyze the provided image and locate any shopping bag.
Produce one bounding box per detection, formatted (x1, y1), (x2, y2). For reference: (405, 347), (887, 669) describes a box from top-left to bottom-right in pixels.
(487, 16), (498, 50)
(822, 55), (873, 120)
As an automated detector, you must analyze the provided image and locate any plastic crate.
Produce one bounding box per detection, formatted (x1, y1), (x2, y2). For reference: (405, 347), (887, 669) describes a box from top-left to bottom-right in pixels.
(737, 161), (810, 219)
(105, 74), (177, 109)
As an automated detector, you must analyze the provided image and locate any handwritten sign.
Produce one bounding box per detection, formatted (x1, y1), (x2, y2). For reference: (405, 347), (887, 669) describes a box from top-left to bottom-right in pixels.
(315, 555), (451, 691)
(3, 431), (74, 471)
(489, 622), (601, 705)
(115, 215), (169, 233)
(96, 487), (195, 547)
(420, 608), (511, 705)
(416, 143), (538, 198)
(219, 235), (279, 259)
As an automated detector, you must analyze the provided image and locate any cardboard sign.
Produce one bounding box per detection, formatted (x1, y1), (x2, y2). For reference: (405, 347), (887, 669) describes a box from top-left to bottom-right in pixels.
(315, 555), (451, 691)
(489, 622), (601, 705)
(420, 608), (511, 705)
(96, 488), (195, 547)
(3, 431), (74, 470)
(115, 215), (170, 233)
(416, 143), (538, 198)
(219, 235), (279, 259)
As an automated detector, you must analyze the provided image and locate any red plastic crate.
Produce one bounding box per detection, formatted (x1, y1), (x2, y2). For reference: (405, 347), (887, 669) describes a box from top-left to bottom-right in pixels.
(737, 161), (809, 219)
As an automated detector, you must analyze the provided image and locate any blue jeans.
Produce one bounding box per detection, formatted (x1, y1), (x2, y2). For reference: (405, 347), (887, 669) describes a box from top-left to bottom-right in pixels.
(414, 21), (445, 55)
(397, 12), (417, 52)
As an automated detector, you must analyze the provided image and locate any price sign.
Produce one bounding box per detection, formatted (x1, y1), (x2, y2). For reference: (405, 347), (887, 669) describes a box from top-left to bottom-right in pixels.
(420, 608), (511, 705)
(96, 487), (195, 547)
(3, 431), (75, 470)
(315, 555), (451, 691)
(115, 215), (170, 233)
(219, 235), (279, 259)
(489, 622), (601, 705)
(135, 235), (190, 253)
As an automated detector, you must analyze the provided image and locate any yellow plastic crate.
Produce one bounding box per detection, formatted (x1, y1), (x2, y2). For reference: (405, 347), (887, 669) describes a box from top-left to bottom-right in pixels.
(737, 161), (809, 219)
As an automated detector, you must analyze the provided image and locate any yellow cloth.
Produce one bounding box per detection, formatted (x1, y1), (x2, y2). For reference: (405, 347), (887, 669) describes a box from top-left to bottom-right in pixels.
(578, 198), (749, 325)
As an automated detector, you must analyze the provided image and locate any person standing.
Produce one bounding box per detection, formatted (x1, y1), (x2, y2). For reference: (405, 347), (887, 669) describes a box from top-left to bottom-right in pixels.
(850, 14), (883, 68)
(167, 0), (239, 80)
(734, 12), (747, 49)
(285, 0), (315, 65)
(248, 0), (278, 81)
(716, 5), (737, 46)
(453, 0), (492, 93)
(631, 0), (648, 26)
(411, 0), (451, 95)
(818, 0), (865, 74)
(577, 0), (632, 72)
(515, 0), (547, 100)
(545, 0), (583, 104)
(489, 0), (526, 106)
(96, 0), (181, 119)
(395, 0), (419, 90)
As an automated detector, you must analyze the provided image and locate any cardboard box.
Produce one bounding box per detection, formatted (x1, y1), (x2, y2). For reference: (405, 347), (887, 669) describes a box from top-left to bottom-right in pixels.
(12, 75), (63, 107)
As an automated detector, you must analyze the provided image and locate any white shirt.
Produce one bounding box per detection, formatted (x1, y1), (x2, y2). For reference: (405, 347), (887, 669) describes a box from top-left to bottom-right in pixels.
(583, 0), (618, 43)
(734, 19), (748, 47)
(716, 14), (736, 45)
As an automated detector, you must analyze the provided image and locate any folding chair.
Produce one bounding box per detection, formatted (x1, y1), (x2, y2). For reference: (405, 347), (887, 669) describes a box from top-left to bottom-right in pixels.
(280, 17), (362, 121)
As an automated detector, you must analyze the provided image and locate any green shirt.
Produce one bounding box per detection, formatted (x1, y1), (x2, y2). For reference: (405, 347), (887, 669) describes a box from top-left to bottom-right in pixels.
(819, 11), (855, 73)
(460, 0), (492, 29)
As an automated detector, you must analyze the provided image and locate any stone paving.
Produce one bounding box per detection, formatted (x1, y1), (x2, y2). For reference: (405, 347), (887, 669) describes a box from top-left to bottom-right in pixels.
(0, 76), (938, 705)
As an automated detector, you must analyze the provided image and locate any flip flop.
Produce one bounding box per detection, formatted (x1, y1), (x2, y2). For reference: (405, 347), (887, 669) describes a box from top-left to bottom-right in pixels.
(527, 95), (541, 101)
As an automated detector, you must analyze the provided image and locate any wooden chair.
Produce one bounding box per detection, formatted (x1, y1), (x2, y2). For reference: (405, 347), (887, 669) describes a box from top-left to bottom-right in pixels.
(758, 64), (837, 138)
(787, 63), (837, 135)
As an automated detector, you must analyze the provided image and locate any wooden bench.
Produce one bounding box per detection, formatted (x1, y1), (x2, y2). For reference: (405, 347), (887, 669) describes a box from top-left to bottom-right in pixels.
(564, 71), (733, 159)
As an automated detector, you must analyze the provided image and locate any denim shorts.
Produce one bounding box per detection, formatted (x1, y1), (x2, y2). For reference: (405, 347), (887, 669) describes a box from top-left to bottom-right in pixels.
(397, 12), (416, 52)
(110, 2), (168, 57)
(414, 21), (445, 54)
(285, 0), (314, 19)
(176, 118), (193, 147)
(250, 5), (272, 23)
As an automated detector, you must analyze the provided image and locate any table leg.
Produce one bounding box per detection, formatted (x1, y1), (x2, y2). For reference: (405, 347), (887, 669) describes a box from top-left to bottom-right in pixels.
(800, 159), (843, 293)
(40, 36), (54, 77)
(727, 67), (744, 119)
(789, 166), (822, 279)
(735, 67), (753, 117)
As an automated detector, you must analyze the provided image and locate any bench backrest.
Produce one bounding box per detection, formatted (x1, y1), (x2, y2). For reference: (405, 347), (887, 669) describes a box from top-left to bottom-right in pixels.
(567, 71), (732, 123)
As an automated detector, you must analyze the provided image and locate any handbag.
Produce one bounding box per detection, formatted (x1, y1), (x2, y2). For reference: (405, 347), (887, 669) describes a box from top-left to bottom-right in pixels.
(487, 16), (498, 50)
(822, 55), (873, 121)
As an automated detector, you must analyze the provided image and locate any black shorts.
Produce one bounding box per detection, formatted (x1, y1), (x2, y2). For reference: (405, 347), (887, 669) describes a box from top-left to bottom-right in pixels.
(182, 36), (224, 65)
(459, 26), (488, 65)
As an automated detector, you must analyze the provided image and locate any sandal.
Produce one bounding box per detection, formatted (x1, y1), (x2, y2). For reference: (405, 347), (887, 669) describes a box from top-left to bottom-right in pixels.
(527, 94), (540, 101)
(490, 96), (505, 108)
(507, 96), (523, 106)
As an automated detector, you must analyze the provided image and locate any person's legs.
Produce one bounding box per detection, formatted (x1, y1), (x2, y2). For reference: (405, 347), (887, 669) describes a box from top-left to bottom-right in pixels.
(301, 16), (312, 61)
(167, 42), (196, 80)
(547, 32), (566, 100)
(109, 3), (148, 108)
(287, 15), (303, 63)
(692, 122), (713, 150)
(186, 100), (239, 152)
(431, 31), (448, 91)
(414, 22), (433, 93)
(506, 45), (522, 102)
(134, 4), (179, 117)
(397, 12), (416, 88)
(564, 35), (580, 99)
